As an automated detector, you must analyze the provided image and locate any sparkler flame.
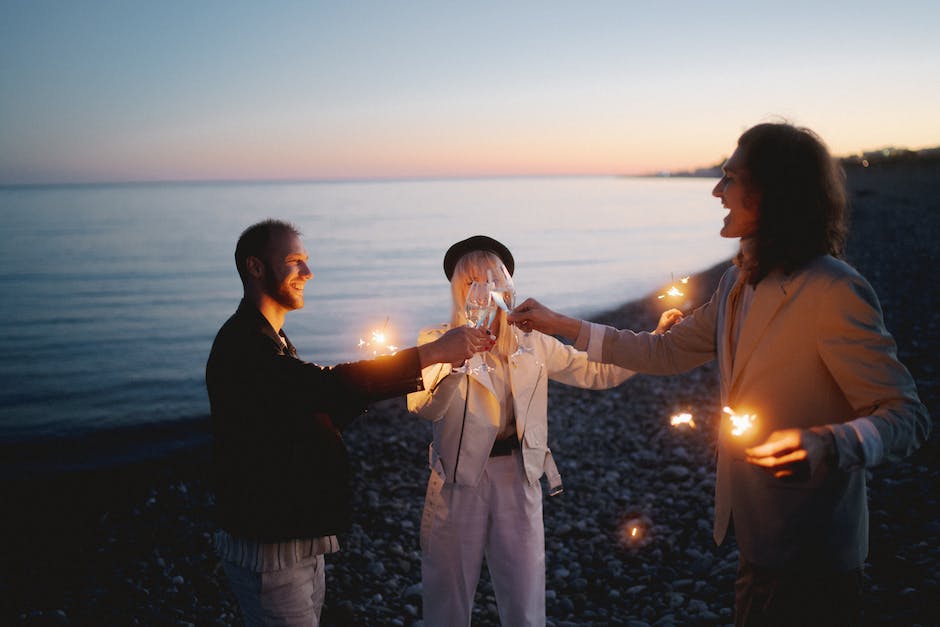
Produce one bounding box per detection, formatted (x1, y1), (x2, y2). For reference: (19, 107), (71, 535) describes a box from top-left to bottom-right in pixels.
(621, 516), (649, 547)
(657, 274), (690, 300)
(669, 412), (696, 429)
(358, 319), (398, 356)
(724, 406), (756, 437)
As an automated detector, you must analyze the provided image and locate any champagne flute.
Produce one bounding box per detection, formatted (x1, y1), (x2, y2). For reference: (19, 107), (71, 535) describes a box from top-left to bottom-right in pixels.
(490, 265), (535, 359)
(453, 281), (495, 374)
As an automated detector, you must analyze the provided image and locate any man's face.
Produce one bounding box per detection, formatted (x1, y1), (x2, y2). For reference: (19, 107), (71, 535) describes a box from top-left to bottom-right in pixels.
(712, 147), (761, 239)
(260, 231), (313, 311)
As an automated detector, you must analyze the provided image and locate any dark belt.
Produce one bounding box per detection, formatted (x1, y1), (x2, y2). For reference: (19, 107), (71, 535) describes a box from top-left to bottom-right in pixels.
(489, 436), (520, 457)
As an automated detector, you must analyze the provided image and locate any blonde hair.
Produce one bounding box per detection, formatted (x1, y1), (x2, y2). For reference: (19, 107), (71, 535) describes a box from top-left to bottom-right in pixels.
(450, 250), (517, 358)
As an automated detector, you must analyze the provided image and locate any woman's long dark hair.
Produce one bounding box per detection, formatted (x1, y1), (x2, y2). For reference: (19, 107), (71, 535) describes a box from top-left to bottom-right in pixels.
(738, 123), (848, 282)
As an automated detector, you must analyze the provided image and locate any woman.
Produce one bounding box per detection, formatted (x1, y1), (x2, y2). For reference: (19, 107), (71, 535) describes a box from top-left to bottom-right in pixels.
(509, 123), (929, 626)
(407, 235), (677, 626)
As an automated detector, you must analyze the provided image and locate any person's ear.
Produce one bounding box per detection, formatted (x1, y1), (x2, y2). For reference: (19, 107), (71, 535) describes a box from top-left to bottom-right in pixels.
(246, 256), (265, 279)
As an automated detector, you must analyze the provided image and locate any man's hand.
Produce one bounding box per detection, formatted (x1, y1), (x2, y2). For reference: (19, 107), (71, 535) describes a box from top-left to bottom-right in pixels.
(418, 326), (494, 368)
(508, 298), (581, 340)
(744, 428), (835, 479)
(653, 308), (684, 335)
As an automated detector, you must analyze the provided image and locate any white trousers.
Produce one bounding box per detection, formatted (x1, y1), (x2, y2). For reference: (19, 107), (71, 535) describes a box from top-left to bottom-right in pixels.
(421, 450), (546, 627)
(222, 553), (325, 626)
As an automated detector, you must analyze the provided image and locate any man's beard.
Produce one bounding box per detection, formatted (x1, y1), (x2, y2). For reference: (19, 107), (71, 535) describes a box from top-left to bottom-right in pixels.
(262, 265), (304, 311)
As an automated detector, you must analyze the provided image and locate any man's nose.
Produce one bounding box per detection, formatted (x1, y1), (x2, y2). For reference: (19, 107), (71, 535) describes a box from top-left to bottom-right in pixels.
(711, 180), (723, 198)
(300, 262), (313, 279)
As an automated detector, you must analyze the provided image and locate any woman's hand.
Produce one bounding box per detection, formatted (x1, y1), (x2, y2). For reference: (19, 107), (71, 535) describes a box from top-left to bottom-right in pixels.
(653, 308), (684, 335)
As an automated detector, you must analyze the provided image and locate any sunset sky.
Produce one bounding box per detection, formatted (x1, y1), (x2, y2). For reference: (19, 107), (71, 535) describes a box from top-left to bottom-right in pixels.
(2, 1), (938, 184)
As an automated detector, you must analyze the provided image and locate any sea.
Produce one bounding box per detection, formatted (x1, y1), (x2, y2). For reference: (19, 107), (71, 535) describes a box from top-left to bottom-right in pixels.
(0, 176), (734, 473)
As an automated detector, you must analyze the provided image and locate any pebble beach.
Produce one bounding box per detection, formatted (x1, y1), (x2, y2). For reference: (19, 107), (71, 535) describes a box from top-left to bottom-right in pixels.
(3, 161), (938, 626)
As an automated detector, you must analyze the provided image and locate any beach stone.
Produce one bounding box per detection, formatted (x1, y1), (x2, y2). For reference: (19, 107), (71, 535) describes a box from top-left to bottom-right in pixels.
(403, 582), (422, 600)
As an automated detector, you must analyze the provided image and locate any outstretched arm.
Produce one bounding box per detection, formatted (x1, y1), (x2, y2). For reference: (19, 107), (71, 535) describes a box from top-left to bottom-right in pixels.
(508, 298), (582, 340)
(417, 325), (493, 368)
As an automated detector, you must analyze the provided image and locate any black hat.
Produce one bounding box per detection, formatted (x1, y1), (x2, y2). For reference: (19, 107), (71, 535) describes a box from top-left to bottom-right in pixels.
(443, 235), (514, 281)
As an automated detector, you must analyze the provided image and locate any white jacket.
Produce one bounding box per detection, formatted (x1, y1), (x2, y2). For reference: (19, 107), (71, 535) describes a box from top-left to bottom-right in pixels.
(407, 325), (638, 493)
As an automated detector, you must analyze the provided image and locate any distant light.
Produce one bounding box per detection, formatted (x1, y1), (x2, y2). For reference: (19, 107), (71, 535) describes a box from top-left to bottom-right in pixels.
(862, 159), (869, 167)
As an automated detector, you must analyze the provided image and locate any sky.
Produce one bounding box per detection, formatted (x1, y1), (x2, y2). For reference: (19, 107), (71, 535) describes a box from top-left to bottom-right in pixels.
(1, 0), (939, 185)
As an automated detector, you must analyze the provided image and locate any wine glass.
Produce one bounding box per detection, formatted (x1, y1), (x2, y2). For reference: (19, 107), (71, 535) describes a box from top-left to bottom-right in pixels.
(453, 281), (496, 374)
(489, 265), (535, 359)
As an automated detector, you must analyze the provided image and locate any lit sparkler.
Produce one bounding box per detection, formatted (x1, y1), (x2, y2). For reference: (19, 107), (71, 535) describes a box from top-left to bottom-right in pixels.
(358, 317), (398, 356)
(669, 412), (696, 429)
(723, 406), (756, 437)
(657, 274), (690, 300)
(620, 516), (651, 548)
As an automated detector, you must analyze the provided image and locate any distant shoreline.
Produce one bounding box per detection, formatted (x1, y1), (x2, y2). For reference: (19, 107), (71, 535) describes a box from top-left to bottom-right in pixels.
(4, 145), (938, 188)
(644, 144), (940, 178)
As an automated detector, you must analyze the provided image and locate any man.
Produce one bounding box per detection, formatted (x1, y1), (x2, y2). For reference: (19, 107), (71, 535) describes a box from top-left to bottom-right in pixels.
(206, 219), (491, 626)
(510, 123), (930, 625)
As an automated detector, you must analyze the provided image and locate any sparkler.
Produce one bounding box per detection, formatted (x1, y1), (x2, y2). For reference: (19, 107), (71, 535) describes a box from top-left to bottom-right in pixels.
(620, 516), (652, 548)
(669, 412), (696, 429)
(358, 317), (398, 356)
(657, 273), (690, 300)
(723, 406), (756, 437)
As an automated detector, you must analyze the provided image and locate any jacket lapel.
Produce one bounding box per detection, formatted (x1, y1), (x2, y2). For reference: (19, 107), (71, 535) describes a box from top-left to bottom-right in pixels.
(718, 270), (737, 398)
(508, 353), (541, 440)
(469, 357), (498, 403)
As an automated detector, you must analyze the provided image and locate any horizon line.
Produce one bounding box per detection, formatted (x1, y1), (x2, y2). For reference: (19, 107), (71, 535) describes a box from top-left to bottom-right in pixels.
(0, 171), (666, 190)
(3, 143), (936, 190)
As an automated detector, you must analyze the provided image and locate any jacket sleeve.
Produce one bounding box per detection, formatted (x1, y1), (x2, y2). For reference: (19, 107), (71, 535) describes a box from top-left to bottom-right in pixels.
(815, 272), (931, 469)
(235, 333), (424, 416)
(406, 327), (464, 421)
(572, 269), (732, 374)
(539, 332), (637, 389)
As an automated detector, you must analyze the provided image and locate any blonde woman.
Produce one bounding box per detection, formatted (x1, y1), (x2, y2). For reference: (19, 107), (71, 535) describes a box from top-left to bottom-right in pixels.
(407, 235), (678, 626)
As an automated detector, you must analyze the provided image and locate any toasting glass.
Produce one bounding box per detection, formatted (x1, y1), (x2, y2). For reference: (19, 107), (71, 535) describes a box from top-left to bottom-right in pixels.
(452, 281), (497, 374)
(489, 265), (535, 359)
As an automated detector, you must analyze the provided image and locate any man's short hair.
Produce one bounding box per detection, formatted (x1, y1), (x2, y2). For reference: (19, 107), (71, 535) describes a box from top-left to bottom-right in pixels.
(234, 219), (301, 283)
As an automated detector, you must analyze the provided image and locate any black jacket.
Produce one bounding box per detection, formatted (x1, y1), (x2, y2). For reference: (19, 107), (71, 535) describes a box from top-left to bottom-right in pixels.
(206, 300), (424, 542)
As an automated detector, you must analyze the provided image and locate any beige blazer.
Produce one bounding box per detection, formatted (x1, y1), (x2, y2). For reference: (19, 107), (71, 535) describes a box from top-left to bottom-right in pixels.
(408, 325), (637, 493)
(576, 255), (929, 569)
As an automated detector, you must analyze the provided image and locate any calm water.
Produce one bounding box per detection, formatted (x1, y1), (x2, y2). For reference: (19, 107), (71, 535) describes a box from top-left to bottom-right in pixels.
(0, 176), (733, 444)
